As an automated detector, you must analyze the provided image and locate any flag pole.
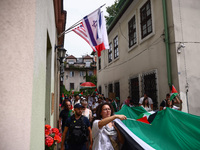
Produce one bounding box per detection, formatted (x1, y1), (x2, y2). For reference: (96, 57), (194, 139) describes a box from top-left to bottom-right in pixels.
(58, 21), (82, 38)
(58, 3), (106, 38)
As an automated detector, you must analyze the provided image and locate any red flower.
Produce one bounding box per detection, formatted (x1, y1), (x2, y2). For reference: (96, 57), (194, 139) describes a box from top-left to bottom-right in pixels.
(57, 132), (62, 137)
(45, 129), (50, 135)
(45, 124), (51, 130)
(45, 136), (54, 147)
(51, 128), (59, 135)
(54, 134), (61, 143)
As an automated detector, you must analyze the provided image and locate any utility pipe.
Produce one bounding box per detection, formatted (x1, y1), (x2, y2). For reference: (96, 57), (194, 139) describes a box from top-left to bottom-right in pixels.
(162, 0), (172, 87)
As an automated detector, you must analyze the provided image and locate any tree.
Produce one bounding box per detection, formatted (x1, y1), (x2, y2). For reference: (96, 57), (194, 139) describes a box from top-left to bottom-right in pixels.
(105, 0), (119, 23)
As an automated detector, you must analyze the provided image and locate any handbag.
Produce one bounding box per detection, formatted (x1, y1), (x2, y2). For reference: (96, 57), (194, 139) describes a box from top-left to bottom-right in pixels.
(108, 135), (119, 150)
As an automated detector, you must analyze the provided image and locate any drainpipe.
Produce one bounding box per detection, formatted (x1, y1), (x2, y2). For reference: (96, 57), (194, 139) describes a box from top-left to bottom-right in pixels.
(162, 0), (172, 87)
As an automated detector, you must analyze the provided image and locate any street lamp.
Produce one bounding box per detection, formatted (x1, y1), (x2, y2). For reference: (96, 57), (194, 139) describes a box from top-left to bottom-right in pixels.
(55, 46), (67, 84)
(57, 47), (67, 63)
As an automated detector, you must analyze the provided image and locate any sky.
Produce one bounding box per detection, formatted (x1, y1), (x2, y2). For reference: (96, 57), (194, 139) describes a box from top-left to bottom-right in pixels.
(63, 0), (115, 57)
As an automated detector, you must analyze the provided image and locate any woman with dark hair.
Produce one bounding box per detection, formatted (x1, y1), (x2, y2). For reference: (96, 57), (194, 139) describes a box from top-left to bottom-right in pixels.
(164, 99), (181, 110)
(92, 103), (127, 150)
(141, 97), (152, 112)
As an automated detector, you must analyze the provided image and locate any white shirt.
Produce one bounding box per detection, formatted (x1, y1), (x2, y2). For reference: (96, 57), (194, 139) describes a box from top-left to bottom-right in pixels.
(72, 99), (80, 107)
(92, 120), (117, 150)
(82, 108), (92, 120)
(139, 97), (153, 105)
(141, 105), (152, 112)
(92, 103), (99, 110)
(164, 105), (180, 110)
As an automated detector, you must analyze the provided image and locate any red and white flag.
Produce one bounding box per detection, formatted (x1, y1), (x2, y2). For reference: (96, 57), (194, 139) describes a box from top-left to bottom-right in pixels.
(72, 23), (97, 52)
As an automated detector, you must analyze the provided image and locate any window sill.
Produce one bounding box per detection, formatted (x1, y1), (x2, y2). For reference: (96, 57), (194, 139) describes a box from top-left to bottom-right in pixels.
(128, 43), (138, 53)
(139, 32), (155, 45)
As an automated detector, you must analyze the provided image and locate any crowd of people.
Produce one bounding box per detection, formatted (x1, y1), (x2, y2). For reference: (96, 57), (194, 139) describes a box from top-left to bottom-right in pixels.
(59, 92), (182, 150)
(59, 94), (125, 150)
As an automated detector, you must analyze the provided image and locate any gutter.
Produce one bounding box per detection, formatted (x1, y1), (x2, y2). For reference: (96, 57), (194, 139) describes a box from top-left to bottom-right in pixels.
(162, 0), (172, 87)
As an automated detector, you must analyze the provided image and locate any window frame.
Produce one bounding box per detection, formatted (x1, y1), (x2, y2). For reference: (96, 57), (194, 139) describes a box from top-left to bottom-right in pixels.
(70, 83), (74, 90)
(98, 57), (101, 70)
(108, 42), (112, 63)
(140, 0), (152, 39)
(113, 36), (119, 59)
(128, 15), (137, 48)
(69, 71), (74, 77)
(80, 71), (84, 77)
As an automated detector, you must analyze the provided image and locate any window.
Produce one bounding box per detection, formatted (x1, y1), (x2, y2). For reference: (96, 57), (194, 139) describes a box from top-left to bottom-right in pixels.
(88, 71), (93, 76)
(70, 83), (74, 90)
(108, 84), (113, 93)
(142, 72), (157, 109)
(108, 43), (112, 63)
(114, 36), (119, 59)
(140, 0), (152, 39)
(68, 60), (74, 65)
(80, 71), (84, 77)
(114, 82), (120, 98)
(98, 57), (101, 70)
(130, 77), (139, 105)
(98, 86), (102, 95)
(69, 71), (74, 77)
(128, 16), (137, 48)
(85, 61), (91, 68)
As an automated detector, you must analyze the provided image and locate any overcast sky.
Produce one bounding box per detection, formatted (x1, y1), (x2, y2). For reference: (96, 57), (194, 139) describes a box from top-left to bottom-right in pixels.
(63, 0), (115, 57)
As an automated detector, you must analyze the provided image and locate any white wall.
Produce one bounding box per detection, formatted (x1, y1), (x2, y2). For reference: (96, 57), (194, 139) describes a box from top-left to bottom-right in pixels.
(0, 0), (36, 149)
(171, 0), (200, 115)
(0, 0), (57, 149)
(98, 0), (169, 105)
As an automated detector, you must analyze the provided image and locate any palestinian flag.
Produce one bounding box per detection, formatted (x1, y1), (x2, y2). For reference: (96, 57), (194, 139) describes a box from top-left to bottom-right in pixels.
(62, 93), (64, 100)
(136, 116), (150, 124)
(136, 111), (158, 124)
(79, 91), (83, 96)
(94, 88), (99, 96)
(170, 85), (178, 100)
(114, 105), (200, 150)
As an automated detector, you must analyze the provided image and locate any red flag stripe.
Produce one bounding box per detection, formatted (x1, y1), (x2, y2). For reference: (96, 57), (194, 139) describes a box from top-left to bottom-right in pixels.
(72, 23), (96, 52)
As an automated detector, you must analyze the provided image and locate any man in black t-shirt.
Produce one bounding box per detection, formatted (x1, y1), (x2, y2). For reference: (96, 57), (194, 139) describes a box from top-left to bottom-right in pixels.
(61, 103), (92, 150)
(160, 93), (171, 110)
(59, 101), (73, 132)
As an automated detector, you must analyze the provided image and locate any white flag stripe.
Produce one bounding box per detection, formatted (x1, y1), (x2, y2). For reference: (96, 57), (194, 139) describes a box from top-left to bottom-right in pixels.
(72, 27), (96, 52)
(114, 119), (155, 150)
(77, 28), (88, 38)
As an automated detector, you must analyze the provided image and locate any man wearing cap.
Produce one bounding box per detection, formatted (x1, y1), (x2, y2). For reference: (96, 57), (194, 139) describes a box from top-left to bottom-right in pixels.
(61, 103), (92, 150)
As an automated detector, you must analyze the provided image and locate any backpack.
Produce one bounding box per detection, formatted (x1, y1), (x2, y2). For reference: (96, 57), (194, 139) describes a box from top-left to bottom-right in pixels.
(67, 115), (89, 144)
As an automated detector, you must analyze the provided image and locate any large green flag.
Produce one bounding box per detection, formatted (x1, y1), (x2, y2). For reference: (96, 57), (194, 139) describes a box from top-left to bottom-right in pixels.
(115, 105), (200, 150)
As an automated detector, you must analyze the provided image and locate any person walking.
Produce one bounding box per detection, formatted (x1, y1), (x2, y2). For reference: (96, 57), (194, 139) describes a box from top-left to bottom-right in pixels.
(81, 100), (93, 122)
(92, 103), (127, 150)
(61, 103), (92, 150)
(59, 100), (73, 150)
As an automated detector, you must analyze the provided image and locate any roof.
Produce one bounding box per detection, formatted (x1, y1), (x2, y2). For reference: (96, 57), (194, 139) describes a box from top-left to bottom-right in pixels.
(83, 55), (93, 59)
(66, 55), (76, 59)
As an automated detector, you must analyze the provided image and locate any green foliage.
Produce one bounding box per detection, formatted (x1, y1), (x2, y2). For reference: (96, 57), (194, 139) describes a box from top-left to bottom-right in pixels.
(105, 0), (119, 23)
(60, 82), (96, 97)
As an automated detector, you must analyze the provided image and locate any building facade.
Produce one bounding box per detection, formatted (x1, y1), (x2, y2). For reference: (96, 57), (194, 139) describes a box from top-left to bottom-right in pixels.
(97, 0), (200, 115)
(0, 0), (66, 149)
(63, 55), (96, 91)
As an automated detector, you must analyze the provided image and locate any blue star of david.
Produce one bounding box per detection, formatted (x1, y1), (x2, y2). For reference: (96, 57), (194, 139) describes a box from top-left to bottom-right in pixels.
(92, 20), (97, 28)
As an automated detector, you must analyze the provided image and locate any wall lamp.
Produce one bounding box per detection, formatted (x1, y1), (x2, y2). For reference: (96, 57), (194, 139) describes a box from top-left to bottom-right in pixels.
(177, 43), (185, 54)
(55, 45), (67, 63)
